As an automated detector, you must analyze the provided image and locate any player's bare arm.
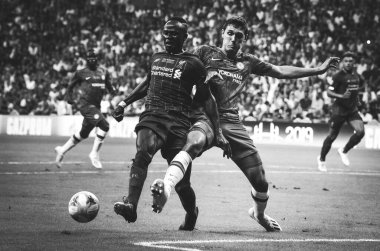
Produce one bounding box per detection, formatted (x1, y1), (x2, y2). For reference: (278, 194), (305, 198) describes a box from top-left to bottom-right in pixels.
(105, 71), (117, 95)
(327, 88), (351, 99)
(112, 76), (149, 122)
(267, 57), (340, 79)
(65, 72), (81, 105)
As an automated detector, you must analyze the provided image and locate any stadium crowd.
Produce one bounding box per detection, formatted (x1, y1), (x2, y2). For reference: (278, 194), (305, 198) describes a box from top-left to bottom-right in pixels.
(1, 0), (380, 123)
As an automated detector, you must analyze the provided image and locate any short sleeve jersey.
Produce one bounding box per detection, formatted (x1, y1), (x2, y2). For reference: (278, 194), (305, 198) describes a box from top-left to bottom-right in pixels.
(144, 51), (207, 113)
(70, 67), (111, 108)
(330, 70), (364, 110)
(191, 45), (272, 113)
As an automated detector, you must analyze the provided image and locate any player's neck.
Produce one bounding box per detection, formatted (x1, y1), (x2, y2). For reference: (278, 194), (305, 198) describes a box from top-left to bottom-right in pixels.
(219, 47), (237, 61)
(343, 68), (353, 74)
(167, 49), (185, 55)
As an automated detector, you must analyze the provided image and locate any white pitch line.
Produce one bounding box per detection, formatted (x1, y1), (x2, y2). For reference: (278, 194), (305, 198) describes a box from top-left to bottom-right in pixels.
(0, 161), (225, 166)
(0, 170), (380, 176)
(0, 161), (379, 176)
(134, 238), (380, 251)
(0, 168), (380, 176)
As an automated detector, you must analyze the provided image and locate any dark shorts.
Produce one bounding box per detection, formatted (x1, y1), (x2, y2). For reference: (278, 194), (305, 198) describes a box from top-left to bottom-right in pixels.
(330, 105), (362, 130)
(220, 112), (257, 161)
(189, 112), (215, 152)
(79, 103), (106, 130)
(135, 110), (190, 159)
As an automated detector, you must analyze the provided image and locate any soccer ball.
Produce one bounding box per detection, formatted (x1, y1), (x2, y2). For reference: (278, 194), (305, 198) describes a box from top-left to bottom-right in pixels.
(68, 191), (100, 223)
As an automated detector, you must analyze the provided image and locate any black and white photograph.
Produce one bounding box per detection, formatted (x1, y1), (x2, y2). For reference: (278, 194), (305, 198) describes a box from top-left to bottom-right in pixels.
(0, 0), (379, 250)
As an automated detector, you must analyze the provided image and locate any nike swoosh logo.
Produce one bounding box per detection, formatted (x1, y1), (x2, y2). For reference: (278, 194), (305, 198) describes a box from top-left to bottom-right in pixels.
(211, 58), (222, 61)
(86, 77), (91, 80)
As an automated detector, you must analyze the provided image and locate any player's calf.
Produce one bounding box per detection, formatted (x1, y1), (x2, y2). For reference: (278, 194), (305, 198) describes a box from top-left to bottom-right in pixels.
(179, 206), (199, 231)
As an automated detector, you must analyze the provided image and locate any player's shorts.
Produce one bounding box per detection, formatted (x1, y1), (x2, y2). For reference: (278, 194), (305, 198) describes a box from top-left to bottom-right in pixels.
(79, 104), (106, 133)
(330, 105), (362, 130)
(189, 112), (215, 152)
(220, 111), (257, 161)
(135, 110), (190, 159)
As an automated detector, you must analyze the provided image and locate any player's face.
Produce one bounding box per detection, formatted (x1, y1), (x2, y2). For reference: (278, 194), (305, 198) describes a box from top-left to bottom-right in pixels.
(162, 21), (187, 54)
(342, 57), (355, 72)
(86, 56), (98, 70)
(221, 24), (245, 56)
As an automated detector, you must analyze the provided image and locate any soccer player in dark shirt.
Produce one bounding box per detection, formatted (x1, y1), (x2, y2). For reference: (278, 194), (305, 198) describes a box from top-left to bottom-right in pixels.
(54, 49), (116, 169)
(318, 52), (365, 171)
(112, 17), (229, 224)
(151, 16), (339, 232)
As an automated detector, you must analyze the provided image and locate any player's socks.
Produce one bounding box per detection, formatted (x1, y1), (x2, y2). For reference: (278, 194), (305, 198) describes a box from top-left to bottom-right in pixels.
(127, 152), (151, 209)
(249, 188), (282, 232)
(128, 164), (148, 208)
(163, 151), (192, 196)
(90, 128), (107, 154)
(177, 186), (198, 231)
(320, 137), (333, 162)
(55, 133), (82, 168)
(61, 132), (82, 154)
(89, 129), (106, 169)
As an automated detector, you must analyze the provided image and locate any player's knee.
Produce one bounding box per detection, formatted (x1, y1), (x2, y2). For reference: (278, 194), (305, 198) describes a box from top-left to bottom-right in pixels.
(184, 132), (206, 158)
(355, 129), (365, 139)
(79, 128), (91, 139)
(186, 141), (205, 158)
(97, 119), (109, 132)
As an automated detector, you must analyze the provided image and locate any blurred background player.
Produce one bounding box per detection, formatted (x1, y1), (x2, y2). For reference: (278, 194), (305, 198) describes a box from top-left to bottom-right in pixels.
(150, 16), (340, 232)
(318, 51), (365, 172)
(112, 17), (228, 224)
(54, 49), (116, 169)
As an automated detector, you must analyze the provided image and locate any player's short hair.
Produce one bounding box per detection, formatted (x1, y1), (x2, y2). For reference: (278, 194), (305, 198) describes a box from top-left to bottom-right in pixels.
(86, 49), (97, 59)
(165, 16), (188, 32)
(221, 16), (249, 40)
(342, 51), (357, 60)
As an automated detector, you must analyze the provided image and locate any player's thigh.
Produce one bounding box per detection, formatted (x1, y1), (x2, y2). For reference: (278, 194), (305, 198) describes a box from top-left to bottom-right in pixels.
(80, 118), (95, 138)
(136, 127), (164, 154)
(185, 119), (214, 156)
(80, 105), (105, 127)
(329, 114), (346, 131)
(221, 121), (257, 160)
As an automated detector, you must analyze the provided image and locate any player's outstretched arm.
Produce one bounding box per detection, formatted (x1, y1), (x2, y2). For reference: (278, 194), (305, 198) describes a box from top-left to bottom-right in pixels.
(267, 57), (340, 79)
(111, 76), (149, 122)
